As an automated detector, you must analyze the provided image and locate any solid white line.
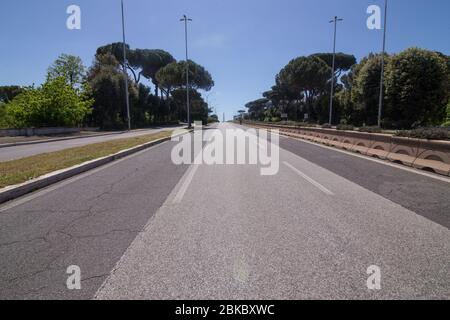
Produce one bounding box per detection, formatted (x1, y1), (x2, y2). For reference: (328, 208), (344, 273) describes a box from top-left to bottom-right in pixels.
(273, 132), (450, 184)
(283, 161), (334, 196)
(172, 164), (200, 204)
(172, 141), (204, 204)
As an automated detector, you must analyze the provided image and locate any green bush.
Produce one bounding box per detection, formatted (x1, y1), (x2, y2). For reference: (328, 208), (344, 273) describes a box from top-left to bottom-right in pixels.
(336, 124), (355, 131)
(207, 116), (219, 124)
(442, 122), (450, 128)
(385, 48), (450, 128)
(295, 122), (316, 128)
(0, 102), (11, 128)
(358, 126), (382, 133)
(6, 77), (93, 128)
(395, 127), (450, 140)
(321, 123), (332, 129)
(445, 101), (450, 124)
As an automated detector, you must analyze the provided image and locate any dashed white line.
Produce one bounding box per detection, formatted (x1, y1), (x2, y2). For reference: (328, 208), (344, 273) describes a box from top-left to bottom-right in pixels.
(283, 161), (334, 196)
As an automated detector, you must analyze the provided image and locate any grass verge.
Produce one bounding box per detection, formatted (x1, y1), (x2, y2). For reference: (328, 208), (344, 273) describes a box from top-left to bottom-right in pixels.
(0, 130), (173, 188)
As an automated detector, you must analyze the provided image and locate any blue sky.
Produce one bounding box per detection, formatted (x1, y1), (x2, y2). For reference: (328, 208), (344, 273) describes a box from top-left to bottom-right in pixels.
(1, 0), (449, 120)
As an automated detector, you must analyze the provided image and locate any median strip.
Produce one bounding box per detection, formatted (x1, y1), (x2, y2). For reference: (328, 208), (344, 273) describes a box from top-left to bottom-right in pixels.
(0, 130), (179, 204)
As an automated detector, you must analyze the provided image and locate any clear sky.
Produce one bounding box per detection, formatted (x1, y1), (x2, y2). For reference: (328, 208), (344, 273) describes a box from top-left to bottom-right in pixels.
(1, 0), (449, 120)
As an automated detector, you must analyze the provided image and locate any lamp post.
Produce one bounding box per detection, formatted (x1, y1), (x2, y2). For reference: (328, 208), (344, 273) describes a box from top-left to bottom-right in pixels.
(121, 0), (131, 131)
(378, 0), (388, 128)
(180, 15), (193, 128)
(328, 16), (343, 125)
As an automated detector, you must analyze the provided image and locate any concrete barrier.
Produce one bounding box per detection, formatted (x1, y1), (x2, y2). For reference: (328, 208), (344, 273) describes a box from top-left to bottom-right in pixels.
(243, 122), (450, 177)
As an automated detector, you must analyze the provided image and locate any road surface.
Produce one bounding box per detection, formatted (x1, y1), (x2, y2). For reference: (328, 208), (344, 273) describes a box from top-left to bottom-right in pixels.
(0, 123), (449, 300)
(0, 127), (183, 162)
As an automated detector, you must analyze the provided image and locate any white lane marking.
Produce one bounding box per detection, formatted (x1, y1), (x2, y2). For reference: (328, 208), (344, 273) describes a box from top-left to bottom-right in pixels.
(0, 140), (172, 213)
(272, 132), (450, 184)
(283, 161), (334, 196)
(172, 164), (200, 204)
(172, 138), (204, 204)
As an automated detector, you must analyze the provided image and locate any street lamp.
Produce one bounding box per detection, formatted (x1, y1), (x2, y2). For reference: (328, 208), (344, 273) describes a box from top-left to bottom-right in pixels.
(121, 0), (131, 131)
(328, 16), (343, 125)
(180, 15), (193, 128)
(378, 0), (388, 128)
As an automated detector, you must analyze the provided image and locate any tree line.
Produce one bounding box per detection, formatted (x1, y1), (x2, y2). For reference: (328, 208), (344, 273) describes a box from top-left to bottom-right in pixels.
(244, 48), (450, 129)
(0, 44), (216, 130)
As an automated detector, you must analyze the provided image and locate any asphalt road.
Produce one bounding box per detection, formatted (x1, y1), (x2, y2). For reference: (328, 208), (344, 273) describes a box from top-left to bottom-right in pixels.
(0, 127), (183, 162)
(0, 140), (190, 299)
(0, 123), (449, 299)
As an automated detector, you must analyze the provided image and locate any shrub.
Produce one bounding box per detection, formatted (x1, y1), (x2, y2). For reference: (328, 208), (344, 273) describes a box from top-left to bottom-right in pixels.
(336, 124), (355, 131)
(358, 126), (382, 133)
(6, 77), (93, 128)
(295, 122), (316, 128)
(0, 102), (12, 128)
(385, 48), (450, 128)
(442, 121), (450, 128)
(395, 127), (450, 140)
(321, 123), (332, 129)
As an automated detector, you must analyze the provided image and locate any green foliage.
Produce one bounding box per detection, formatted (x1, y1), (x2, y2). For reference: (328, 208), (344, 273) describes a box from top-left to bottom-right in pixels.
(92, 43), (215, 128)
(155, 62), (183, 90)
(208, 114), (219, 123)
(171, 88), (209, 124)
(358, 126), (382, 133)
(0, 86), (24, 103)
(310, 53), (356, 77)
(87, 53), (138, 129)
(47, 54), (86, 88)
(336, 124), (355, 131)
(248, 48), (450, 130)
(156, 60), (214, 92)
(96, 43), (130, 66)
(0, 102), (11, 128)
(262, 55), (331, 123)
(5, 77), (93, 128)
(129, 49), (175, 84)
(395, 127), (450, 140)
(385, 48), (450, 128)
(277, 56), (330, 100)
(245, 98), (269, 121)
(350, 53), (386, 126)
(446, 101), (450, 122)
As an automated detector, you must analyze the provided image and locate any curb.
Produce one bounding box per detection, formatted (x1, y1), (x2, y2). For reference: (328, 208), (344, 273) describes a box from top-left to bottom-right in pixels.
(0, 131), (129, 149)
(0, 131), (188, 205)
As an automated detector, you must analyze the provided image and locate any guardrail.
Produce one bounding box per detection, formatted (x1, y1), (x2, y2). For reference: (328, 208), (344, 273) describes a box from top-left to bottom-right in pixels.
(245, 122), (450, 177)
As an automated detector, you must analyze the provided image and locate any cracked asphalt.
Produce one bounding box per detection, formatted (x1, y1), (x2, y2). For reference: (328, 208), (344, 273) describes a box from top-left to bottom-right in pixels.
(0, 140), (189, 299)
(1, 123), (449, 299)
(95, 124), (450, 299)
